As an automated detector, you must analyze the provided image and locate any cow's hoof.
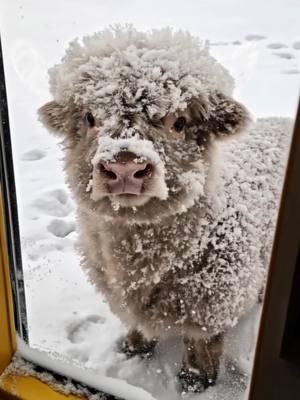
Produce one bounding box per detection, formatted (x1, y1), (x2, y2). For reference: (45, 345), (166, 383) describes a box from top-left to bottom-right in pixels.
(117, 336), (157, 360)
(177, 367), (216, 393)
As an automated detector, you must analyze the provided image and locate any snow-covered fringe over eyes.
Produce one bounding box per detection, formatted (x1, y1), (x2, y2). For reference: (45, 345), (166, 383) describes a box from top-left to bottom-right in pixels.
(48, 25), (235, 119)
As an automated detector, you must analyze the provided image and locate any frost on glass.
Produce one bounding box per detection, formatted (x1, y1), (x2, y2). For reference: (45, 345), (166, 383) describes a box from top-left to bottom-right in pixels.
(0, 0), (299, 399)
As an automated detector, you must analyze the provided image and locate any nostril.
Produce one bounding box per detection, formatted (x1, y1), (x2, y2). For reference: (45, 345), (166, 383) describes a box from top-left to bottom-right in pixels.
(99, 164), (117, 180)
(134, 164), (153, 179)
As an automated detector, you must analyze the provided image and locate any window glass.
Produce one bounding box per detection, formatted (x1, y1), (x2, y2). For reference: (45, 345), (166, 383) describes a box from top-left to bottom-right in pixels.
(0, 1), (299, 398)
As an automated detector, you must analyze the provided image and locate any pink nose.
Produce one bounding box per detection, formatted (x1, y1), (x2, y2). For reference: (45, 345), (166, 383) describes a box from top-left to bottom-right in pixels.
(99, 161), (153, 194)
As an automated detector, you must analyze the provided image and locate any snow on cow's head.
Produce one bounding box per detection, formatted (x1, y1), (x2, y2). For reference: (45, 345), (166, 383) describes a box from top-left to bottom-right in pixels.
(38, 26), (250, 222)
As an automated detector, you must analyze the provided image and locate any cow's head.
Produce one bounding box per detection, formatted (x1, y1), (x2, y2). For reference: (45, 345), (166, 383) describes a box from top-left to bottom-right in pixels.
(39, 27), (250, 222)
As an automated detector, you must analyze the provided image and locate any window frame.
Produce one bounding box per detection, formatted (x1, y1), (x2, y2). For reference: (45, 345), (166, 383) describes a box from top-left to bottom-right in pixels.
(0, 35), (86, 400)
(0, 36), (28, 345)
(0, 29), (300, 400)
(248, 102), (300, 399)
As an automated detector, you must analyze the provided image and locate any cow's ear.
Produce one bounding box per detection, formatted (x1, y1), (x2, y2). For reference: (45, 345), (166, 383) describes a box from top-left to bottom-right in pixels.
(199, 92), (251, 140)
(38, 101), (68, 136)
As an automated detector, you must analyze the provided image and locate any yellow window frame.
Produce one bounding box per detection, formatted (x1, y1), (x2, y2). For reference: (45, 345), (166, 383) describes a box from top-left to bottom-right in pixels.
(0, 191), (83, 400)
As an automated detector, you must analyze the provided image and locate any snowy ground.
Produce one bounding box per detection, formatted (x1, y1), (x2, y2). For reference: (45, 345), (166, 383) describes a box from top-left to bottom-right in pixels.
(0, 0), (299, 399)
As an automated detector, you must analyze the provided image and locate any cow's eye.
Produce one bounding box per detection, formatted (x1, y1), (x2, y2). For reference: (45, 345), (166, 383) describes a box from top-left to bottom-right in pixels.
(85, 112), (95, 128)
(173, 117), (186, 132)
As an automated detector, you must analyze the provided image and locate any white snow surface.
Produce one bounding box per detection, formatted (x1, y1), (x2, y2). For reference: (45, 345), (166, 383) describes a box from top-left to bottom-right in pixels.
(7, 337), (156, 400)
(0, 0), (299, 399)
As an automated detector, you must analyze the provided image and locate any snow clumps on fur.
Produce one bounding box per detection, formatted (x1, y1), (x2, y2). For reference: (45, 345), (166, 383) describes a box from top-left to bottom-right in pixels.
(48, 26), (234, 120)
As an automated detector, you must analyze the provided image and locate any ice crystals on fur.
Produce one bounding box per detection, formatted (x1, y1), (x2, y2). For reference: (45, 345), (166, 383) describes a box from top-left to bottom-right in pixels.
(48, 26), (234, 120)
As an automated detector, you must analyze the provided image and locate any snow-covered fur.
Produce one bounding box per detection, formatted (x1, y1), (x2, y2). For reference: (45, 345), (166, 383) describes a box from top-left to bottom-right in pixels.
(38, 26), (291, 389)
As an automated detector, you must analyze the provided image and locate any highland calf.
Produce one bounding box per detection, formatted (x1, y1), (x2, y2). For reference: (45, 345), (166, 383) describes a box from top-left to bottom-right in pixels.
(39, 27), (291, 392)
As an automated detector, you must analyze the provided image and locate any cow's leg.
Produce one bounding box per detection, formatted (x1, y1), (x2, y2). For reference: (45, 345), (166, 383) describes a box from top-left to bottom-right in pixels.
(178, 333), (224, 393)
(117, 329), (157, 359)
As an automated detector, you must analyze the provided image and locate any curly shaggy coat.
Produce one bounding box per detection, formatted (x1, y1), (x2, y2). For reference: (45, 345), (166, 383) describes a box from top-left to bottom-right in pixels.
(38, 27), (291, 391)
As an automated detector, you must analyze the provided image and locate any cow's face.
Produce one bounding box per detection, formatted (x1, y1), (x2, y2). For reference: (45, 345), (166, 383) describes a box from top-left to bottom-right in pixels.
(38, 30), (250, 222)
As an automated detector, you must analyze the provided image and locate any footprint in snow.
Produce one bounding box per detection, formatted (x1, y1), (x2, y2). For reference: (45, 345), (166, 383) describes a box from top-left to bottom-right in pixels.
(281, 69), (299, 75)
(293, 41), (300, 50)
(33, 189), (73, 217)
(47, 219), (76, 238)
(273, 52), (295, 60)
(245, 34), (266, 41)
(22, 149), (45, 161)
(67, 315), (105, 344)
(210, 41), (229, 46)
(267, 42), (288, 50)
